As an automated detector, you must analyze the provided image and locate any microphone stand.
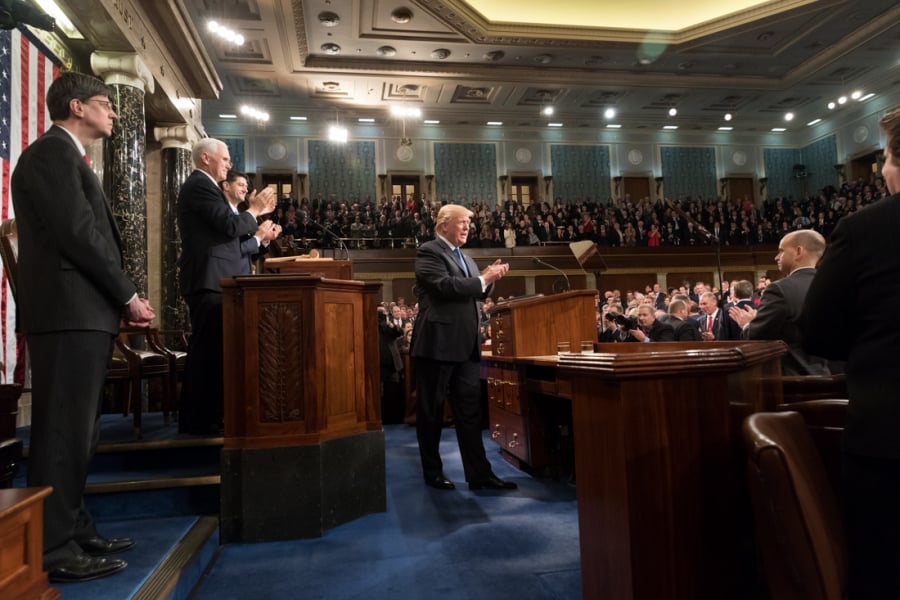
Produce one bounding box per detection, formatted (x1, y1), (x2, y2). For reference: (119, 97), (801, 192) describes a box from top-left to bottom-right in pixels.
(308, 218), (350, 260)
(666, 201), (724, 301)
(532, 257), (571, 293)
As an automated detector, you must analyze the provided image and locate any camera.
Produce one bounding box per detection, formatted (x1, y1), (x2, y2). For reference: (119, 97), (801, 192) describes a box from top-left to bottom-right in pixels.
(614, 314), (639, 331)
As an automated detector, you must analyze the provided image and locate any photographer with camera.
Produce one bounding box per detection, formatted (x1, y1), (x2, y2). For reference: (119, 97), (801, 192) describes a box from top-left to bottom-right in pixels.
(627, 304), (675, 342)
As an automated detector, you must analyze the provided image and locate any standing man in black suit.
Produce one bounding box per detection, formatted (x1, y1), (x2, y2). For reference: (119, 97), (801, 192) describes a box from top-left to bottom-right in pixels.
(728, 230), (829, 376)
(802, 107), (900, 598)
(220, 169), (281, 275)
(410, 204), (516, 491)
(697, 291), (740, 340)
(12, 72), (156, 582)
(177, 138), (275, 434)
(667, 299), (701, 341)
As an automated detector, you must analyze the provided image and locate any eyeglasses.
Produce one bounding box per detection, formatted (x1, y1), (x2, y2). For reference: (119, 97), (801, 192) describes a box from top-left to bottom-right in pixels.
(84, 98), (115, 112)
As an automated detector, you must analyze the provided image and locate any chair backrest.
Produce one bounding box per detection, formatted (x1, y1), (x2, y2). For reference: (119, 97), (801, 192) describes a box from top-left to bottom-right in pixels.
(742, 411), (847, 600)
(0, 219), (17, 302)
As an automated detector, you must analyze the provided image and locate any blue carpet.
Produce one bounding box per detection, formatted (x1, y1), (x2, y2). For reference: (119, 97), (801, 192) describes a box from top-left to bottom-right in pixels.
(54, 516), (200, 600)
(191, 425), (581, 600)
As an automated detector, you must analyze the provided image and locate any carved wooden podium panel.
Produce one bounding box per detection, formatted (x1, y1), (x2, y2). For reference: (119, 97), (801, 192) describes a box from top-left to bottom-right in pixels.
(0, 487), (57, 600)
(220, 275), (385, 542)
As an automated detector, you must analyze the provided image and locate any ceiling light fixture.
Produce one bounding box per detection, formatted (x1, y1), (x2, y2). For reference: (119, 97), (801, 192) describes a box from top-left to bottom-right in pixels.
(806, 118), (822, 126)
(423, 120), (440, 125)
(604, 108), (616, 119)
(542, 106), (555, 116)
(724, 113), (733, 121)
(358, 117), (375, 123)
(328, 125), (348, 143)
(784, 112), (794, 121)
(826, 89), (872, 110)
(240, 105), (269, 123)
(547, 122), (563, 127)
(771, 127), (787, 132)
(668, 107), (677, 117)
(207, 21), (244, 45)
(718, 126), (733, 131)
(606, 124), (622, 129)
(663, 125), (678, 130)
(219, 114), (237, 119)
(487, 121), (503, 126)
(33, 0), (83, 39)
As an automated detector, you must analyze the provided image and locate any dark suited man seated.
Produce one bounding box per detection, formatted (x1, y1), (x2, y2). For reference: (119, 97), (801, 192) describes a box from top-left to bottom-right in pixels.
(627, 304), (676, 342)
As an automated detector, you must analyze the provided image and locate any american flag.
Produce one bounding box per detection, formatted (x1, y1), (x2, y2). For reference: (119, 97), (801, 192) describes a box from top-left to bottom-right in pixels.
(0, 27), (60, 384)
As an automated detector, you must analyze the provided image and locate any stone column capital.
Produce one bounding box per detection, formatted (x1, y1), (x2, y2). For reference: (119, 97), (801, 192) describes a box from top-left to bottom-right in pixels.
(91, 52), (155, 94)
(153, 124), (199, 150)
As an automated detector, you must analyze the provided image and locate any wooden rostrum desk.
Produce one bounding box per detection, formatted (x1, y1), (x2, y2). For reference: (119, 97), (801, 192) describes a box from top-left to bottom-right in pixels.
(484, 334), (786, 599)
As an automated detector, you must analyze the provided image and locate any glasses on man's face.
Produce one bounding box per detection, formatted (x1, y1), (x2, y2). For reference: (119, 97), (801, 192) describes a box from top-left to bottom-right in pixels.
(84, 98), (115, 112)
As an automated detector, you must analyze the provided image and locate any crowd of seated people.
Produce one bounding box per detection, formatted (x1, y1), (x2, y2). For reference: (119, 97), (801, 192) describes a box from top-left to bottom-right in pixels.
(268, 174), (887, 250)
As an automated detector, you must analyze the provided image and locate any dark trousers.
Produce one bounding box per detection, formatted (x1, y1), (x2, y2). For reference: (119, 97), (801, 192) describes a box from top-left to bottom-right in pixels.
(414, 357), (491, 482)
(181, 292), (224, 433)
(27, 331), (113, 561)
(843, 451), (900, 599)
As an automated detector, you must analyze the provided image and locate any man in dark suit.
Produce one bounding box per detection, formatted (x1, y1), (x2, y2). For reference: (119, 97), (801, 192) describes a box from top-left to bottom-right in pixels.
(667, 299), (701, 341)
(697, 291), (740, 340)
(11, 72), (156, 582)
(410, 204), (516, 491)
(728, 231), (829, 375)
(628, 304), (675, 342)
(177, 138), (275, 434)
(802, 107), (900, 598)
(219, 169), (281, 275)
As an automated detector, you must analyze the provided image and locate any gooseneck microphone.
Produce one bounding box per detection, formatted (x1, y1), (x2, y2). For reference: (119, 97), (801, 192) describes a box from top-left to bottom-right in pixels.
(532, 257), (571, 292)
(300, 211), (350, 260)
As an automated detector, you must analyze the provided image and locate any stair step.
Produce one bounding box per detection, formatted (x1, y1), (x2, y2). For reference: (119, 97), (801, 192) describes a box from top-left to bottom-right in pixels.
(133, 515), (220, 600)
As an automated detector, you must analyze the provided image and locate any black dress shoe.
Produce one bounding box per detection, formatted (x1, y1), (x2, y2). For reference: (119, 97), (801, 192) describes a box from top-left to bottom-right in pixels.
(47, 554), (127, 583)
(424, 474), (455, 490)
(468, 476), (518, 491)
(77, 536), (135, 556)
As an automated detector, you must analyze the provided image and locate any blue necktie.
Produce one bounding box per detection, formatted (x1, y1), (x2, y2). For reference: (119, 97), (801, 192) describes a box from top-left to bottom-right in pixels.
(453, 247), (468, 276)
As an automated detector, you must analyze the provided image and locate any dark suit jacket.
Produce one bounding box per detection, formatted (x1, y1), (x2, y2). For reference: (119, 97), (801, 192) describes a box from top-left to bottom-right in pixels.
(669, 316), (701, 341)
(803, 193), (900, 457)
(410, 239), (491, 362)
(177, 170), (259, 294)
(741, 267), (828, 376)
(697, 308), (741, 340)
(11, 125), (134, 334)
(646, 319), (675, 342)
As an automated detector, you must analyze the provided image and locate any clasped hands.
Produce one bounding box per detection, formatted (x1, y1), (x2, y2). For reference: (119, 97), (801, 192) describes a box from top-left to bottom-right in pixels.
(480, 259), (509, 284)
(256, 219), (282, 243)
(124, 296), (156, 327)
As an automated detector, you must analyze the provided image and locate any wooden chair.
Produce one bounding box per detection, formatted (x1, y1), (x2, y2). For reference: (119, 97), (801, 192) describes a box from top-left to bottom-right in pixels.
(0, 218), (175, 438)
(743, 411), (847, 600)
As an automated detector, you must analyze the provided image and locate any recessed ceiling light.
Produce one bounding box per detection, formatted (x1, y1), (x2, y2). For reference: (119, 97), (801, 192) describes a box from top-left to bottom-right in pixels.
(668, 108), (677, 117)
(604, 108), (616, 119)
(724, 113), (733, 121)
(785, 112), (795, 121)
(663, 125), (678, 130)
(547, 123), (563, 127)
(219, 114), (237, 119)
(541, 106), (554, 116)
(487, 121), (503, 126)
(806, 118), (822, 126)
(718, 126), (733, 131)
(606, 124), (622, 129)
(771, 127), (787, 132)
(859, 93), (875, 101)
(423, 120), (440, 124)
(358, 117), (375, 123)
(827, 102), (837, 110)
(851, 90), (862, 100)
(289, 116), (308, 121)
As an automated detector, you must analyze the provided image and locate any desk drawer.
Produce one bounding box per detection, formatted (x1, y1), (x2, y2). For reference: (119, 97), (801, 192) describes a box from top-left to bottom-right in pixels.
(488, 405), (529, 463)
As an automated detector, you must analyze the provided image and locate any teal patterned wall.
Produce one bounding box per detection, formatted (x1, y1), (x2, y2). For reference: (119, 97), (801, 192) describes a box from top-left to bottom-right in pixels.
(802, 135), (838, 194)
(660, 146), (717, 201)
(309, 140), (376, 201)
(434, 143), (498, 204)
(222, 137), (245, 173)
(763, 147), (803, 199)
(549, 145), (611, 202)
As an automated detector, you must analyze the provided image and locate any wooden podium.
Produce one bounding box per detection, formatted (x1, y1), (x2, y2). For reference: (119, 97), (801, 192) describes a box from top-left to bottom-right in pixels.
(220, 274), (384, 542)
(488, 290), (597, 358)
(262, 256), (352, 280)
(559, 341), (786, 600)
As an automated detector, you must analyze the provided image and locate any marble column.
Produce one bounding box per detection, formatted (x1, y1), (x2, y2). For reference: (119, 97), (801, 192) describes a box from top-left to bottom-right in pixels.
(154, 126), (196, 334)
(91, 52), (155, 295)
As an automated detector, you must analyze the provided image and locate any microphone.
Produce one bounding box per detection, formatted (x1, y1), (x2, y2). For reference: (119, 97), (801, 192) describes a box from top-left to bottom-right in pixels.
(301, 211), (350, 260)
(532, 257), (570, 292)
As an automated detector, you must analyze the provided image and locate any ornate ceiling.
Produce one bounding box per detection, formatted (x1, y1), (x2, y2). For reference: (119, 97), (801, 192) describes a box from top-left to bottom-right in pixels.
(66, 0), (900, 136)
